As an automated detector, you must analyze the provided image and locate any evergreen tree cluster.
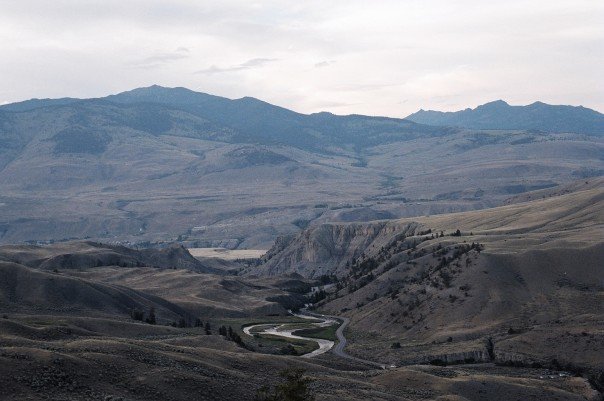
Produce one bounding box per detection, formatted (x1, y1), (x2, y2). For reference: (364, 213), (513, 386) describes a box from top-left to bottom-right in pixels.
(129, 306), (156, 324)
(254, 368), (315, 401)
(218, 325), (243, 345)
(130, 306), (213, 333)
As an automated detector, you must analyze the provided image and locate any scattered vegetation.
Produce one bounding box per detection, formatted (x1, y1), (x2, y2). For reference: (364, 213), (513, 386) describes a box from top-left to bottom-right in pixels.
(293, 324), (338, 341)
(129, 306), (159, 324)
(330, 231), (486, 330)
(254, 334), (318, 356)
(308, 289), (327, 304)
(254, 368), (315, 401)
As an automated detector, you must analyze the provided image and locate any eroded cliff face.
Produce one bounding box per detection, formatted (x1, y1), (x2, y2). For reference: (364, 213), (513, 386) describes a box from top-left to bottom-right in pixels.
(250, 220), (423, 278)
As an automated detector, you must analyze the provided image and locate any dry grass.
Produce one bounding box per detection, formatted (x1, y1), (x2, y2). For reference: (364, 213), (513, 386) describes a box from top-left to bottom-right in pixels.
(255, 183), (604, 377)
(188, 247), (267, 260)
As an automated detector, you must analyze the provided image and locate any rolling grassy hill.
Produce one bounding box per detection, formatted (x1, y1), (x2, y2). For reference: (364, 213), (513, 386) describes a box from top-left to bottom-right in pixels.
(0, 241), (308, 320)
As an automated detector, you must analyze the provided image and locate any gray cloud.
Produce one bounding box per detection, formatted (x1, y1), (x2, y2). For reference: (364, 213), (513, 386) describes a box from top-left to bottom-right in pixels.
(310, 100), (360, 109)
(132, 50), (190, 69)
(195, 58), (278, 74)
(314, 60), (335, 68)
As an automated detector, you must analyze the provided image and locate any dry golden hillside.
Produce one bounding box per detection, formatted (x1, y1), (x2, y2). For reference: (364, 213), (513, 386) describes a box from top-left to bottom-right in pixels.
(253, 180), (603, 375)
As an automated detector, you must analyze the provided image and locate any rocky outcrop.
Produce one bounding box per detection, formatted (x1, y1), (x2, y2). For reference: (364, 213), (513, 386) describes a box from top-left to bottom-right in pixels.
(249, 220), (423, 278)
(396, 341), (545, 367)
(493, 350), (545, 366)
(402, 349), (492, 366)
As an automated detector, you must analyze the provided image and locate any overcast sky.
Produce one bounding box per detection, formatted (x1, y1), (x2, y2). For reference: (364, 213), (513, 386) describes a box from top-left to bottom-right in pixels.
(1, 0), (602, 116)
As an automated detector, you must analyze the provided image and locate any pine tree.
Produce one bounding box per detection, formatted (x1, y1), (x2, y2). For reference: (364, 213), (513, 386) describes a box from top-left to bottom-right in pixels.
(130, 308), (144, 321)
(231, 332), (243, 345)
(145, 307), (156, 325)
(254, 368), (315, 401)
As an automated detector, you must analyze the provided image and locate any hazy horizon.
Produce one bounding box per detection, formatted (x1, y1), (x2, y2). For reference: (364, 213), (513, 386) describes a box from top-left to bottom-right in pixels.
(1, 0), (603, 117)
(3, 84), (604, 118)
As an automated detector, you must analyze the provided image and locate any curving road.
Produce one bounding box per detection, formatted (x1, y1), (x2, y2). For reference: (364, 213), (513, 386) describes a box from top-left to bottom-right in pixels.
(298, 309), (386, 369)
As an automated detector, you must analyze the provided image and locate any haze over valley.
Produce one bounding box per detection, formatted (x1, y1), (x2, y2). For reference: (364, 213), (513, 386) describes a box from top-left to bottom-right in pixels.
(1, 86), (602, 250)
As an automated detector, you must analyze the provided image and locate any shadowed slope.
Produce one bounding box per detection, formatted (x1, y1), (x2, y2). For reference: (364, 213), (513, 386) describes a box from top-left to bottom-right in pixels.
(0, 261), (189, 321)
(0, 241), (222, 274)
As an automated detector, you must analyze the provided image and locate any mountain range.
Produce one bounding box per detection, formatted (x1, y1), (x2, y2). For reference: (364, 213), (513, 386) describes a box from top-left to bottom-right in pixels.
(0, 85), (446, 154)
(0, 86), (602, 247)
(406, 100), (604, 134)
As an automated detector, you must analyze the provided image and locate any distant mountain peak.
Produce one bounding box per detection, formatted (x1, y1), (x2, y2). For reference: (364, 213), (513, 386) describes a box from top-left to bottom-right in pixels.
(527, 101), (548, 107)
(484, 99), (509, 106)
(106, 85), (224, 107)
(406, 100), (604, 135)
(475, 100), (509, 111)
(114, 84), (195, 96)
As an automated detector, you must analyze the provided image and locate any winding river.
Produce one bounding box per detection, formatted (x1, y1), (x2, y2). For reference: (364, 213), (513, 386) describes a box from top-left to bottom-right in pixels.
(243, 310), (387, 368)
(243, 312), (337, 358)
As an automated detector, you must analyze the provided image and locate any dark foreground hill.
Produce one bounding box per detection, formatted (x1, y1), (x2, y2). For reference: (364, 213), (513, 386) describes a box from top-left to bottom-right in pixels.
(0, 87), (602, 248)
(406, 100), (604, 135)
(2, 317), (597, 401)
